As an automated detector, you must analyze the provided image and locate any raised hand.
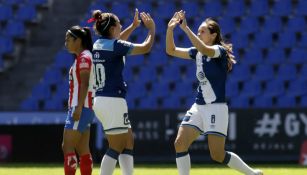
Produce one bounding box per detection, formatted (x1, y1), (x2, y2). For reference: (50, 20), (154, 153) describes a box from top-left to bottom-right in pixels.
(132, 8), (141, 28)
(140, 12), (155, 31)
(177, 10), (188, 30)
(168, 12), (180, 29)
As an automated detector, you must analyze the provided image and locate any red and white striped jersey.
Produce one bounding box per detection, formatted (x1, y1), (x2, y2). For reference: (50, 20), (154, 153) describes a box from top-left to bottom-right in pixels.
(68, 50), (95, 109)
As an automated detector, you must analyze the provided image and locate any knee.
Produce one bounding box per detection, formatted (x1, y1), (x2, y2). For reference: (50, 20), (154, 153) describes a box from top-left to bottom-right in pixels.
(174, 138), (188, 152)
(210, 149), (225, 163)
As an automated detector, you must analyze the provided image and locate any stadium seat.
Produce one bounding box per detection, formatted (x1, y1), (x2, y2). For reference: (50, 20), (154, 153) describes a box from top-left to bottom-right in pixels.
(54, 50), (74, 69)
(263, 79), (285, 97)
(240, 80), (262, 98)
(253, 64), (275, 81)
(20, 97), (39, 111)
(229, 64), (251, 82)
(296, 0), (307, 16)
(239, 17), (259, 35)
(277, 64), (297, 81)
(287, 78), (307, 97)
(262, 16), (282, 33)
(44, 97), (64, 110)
(0, 36), (14, 55)
(4, 20), (26, 38)
(253, 31), (272, 49)
(230, 96), (250, 108)
(15, 5), (37, 22)
(265, 48), (286, 65)
(288, 48), (307, 65)
(203, 1), (223, 18)
(43, 68), (63, 85)
(127, 81), (147, 99)
(277, 32), (296, 49)
(225, 0), (246, 17)
(163, 95), (181, 109)
(300, 95), (307, 107)
(111, 3), (132, 19)
(271, 0), (292, 16)
(181, 2), (199, 18)
(0, 5), (13, 22)
(254, 95), (273, 108)
(226, 80), (239, 98)
(137, 65), (157, 84)
(231, 32), (249, 49)
(219, 17), (236, 35)
(299, 64), (307, 80)
(3, 0), (26, 6)
(27, 0), (49, 6)
(161, 64), (181, 82)
(243, 48), (263, 65)
(138, 95), (158, 109)
(31, 82), (51, 101)
(151, 81), (170, 98)
(286, 16), (306, 33)
(298, 32), (307, 47)
(276, 95), (296, 107)
(156, 2), (176, 19)
(249, 0), (269, 17)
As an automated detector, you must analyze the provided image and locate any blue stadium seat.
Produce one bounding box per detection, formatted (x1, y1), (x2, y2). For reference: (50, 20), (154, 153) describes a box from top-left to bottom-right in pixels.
(262, 16), (282, 33)
(126, 54), (145, 67)
(265, 48), (286, 65)
(231, 33), (249, 49)
(15, 5), (37, 22)
(27, 0), (48, 6)
(298, 32), (307, 48)
(31, 82), (51, 100)
(276, 95), (296, 107)
(219, 17), (236, 35)
(286, 16), (306, 33)
(225, 0), (246, 17)
(138, 96), (158, 109)
(161, 64), (181, 82)
(300, 95), (307, 107)
(111, 3), (132, 19)
(253, 64), (274, 81)
(263, 79), (285, 97)
(0, 5), (13, 22)
(44, 97), (63, 111)
(135, 2), (152, 13)
(226, 80), (239, 98)
(277, 64), (297, 81)
(181, 2), (199, 18)
(3, 0), (25, 6)
(240, 80), (262, 98)
(127, 81), (147, 99)
(296, 0), (307, 16)
(230, 96), (249, 108)
(277, 32), (296, 49)
(137, 65), (157, 84)
(288, 48), (307, 64)
(123, 67), (134, 83)
(203, 1), (223, 18)
(243, 48), (263, 65)
(54, 50), (74, 69)
(156, 2), (176, 19)
(20, 97), (39, 111)
(0, 36), (14, 55)
(254, 95), (273, 108)
(287, 78), (307, 97)
(151, 81), (170, 98)
(163, 95), (181, 109)
(43, 68), (63, 85)
(253, 31), (272, 49)
(271, 0), (292, 16)
(229, 64), (251, 82)
(173, 80), (195, 98)
(299, 64), (307, 80)
(5, 20), (26, 38)
(148, 52), (168, 67)
(239, 17), (259, 35)
(249, 0), (269, 17)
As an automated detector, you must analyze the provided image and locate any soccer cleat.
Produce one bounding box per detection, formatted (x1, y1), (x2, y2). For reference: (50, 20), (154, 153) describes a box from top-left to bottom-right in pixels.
(253, 169), (263, 175)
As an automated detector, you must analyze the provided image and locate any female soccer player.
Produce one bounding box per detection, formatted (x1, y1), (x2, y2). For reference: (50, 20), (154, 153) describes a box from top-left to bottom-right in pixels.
(62, 25), (95, 175)
(90, 9), (155, 175)
(166, 11), (263, 175)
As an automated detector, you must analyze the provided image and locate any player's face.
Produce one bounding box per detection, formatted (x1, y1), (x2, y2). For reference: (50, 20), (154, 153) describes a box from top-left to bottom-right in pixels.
(197, 23), (215, 45)
(113, 17), (122, 39)
(65, 33), (78, 54)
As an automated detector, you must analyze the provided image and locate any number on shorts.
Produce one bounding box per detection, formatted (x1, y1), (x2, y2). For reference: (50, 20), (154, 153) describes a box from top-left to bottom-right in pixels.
(211, 115), (215, 124)
(123, 113), (130, 125)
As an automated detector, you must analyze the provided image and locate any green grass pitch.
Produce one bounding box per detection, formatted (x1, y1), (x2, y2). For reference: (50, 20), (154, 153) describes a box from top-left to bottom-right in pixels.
(0, 163), (306, 175)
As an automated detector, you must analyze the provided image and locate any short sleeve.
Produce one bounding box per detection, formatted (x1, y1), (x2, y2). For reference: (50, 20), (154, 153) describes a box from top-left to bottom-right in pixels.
(78, 56), (91, 71)
(212, 45), (227, 58)
(114, 39), (135, 56)
(188, 47), (198, 60)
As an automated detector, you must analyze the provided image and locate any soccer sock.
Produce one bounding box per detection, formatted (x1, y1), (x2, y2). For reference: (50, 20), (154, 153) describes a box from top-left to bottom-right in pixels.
(119, 149), (134, 175)
(100, 148), (120, 175)
(224, 151), (256, 175)
(176, 152), (191, 175)
(64, 152), (78, 175)
(80, 153), (93, 175)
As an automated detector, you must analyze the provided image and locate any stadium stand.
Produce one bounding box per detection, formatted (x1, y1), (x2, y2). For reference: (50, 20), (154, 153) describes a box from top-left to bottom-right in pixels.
(0, 0), (306, 110)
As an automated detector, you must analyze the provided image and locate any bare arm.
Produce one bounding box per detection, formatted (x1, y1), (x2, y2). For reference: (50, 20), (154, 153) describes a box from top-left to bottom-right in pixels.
(119, 9), (141, 41)
(178, 11), (216, 58)
(166, 12), (190, 59)
(130, 12), (155, 55)
(72, 69), (90, 121)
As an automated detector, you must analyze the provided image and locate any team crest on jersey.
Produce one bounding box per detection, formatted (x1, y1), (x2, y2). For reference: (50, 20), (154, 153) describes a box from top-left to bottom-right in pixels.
(94, 52), (100, 59)
(197, 71), (205, 81)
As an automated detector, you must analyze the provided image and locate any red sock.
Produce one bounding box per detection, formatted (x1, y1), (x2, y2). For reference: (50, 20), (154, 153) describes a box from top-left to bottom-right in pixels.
(80, 154), (93, 175)
(64, 152), (78, 175)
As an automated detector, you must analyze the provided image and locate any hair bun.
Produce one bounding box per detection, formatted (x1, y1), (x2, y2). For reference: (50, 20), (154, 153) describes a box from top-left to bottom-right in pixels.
(92, 10), (102, 21)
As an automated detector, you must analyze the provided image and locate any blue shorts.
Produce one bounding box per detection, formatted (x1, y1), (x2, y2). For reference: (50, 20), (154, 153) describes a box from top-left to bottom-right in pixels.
(64, 107), (95, 132)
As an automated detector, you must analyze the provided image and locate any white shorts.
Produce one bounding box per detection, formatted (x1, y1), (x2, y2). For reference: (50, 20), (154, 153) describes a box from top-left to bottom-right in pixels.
(181, 103), (229, 137)
(93, 96), (131, 135)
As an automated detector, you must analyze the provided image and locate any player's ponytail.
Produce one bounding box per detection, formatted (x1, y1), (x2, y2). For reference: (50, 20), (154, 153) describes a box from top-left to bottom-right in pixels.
(204, 18), (236, 72)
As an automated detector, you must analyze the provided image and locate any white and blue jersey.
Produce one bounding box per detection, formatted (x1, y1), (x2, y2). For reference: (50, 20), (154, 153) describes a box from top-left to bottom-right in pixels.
(188, 45), (228, 105)
(92, 38), (134, 98)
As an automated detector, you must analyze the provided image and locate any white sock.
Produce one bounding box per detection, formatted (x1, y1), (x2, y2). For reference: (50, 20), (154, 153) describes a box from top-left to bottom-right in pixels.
(100, 149), (119, 175)
(226, 152), (256, 175)
(119, 153), (134, 175)
(176, 152), (191, 175)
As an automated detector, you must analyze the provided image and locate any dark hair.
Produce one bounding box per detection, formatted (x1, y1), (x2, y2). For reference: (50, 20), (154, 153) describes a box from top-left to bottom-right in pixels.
(68, 25), (93, 51)
(204, 18), (236, 72)
(92, 10), (118, 37)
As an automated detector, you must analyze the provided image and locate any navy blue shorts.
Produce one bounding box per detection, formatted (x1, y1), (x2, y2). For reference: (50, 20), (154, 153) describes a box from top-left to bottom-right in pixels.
(64, 107), (95, 132)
